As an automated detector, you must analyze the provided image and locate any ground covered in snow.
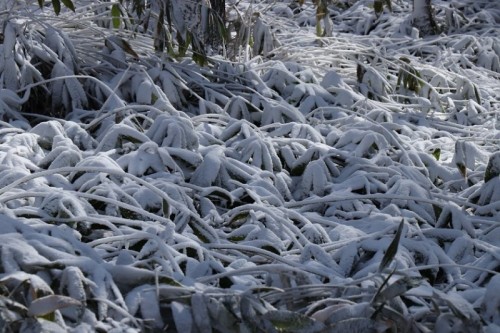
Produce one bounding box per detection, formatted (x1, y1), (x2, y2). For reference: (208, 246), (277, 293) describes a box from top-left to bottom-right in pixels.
(0, 0), (499, 332)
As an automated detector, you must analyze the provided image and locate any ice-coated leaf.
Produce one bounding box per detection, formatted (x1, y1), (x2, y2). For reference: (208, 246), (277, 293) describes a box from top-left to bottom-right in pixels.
(190, 146), (225, 187)
(96, 123), (149, 152)
(454, 140), (468, 178)
(147, 114), (199, 150)
(434, 290), (482, 324)
(171, 301), (193, 333)
(105, 36), (139, 59)
(484, 152), (500, 183)
(28, 295), (81, 317)
(264, 310), (325, 332)
(191, 293), (212, 333)
(372, 276), (421, 305)
(0, 1), (499, 331)
(252, 17), (279, 56)
(378, 220), (405, 272)
(140, 288), (164, 328)
(482, 274), (500, 325)
(20, 318), (67, 333)
(136, 80), (153, 105)
(59, 267), (87, 302)
(327, 318), (384, 333)
(111, 4), (122, 29)
(207, 297), (240, 332)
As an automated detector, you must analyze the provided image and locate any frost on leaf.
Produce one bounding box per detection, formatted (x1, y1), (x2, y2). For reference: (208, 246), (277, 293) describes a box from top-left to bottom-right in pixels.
(252, 17), (280, 57)
(96, 123), (149, 152)
(117, 141), (181, 176)
(0, 1), (499, 331)
(484, 152), (500, 183)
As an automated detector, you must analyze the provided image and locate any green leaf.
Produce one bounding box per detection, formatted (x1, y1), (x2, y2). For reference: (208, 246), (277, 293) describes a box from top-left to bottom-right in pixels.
(158, 275), (182, 287)
(431, 148), (441, 161)
(315, 22), (322, 37)
(189, 220), (217, 243)
(52, 0), (61, 15)
(378, 219), (405, 272)
(384, 0), (392, 11)
(228, 235), (245, 242)
(456, 162), (467, 178)
(291, 162), (307, 176)
(454, 140), (467, 178)
(61, 0), (75, 12)
(328, 318), (380, 332)
(356, 63), (365, 83)
(226, 211), (250, 227)
(473, 84), (481, 104)
(261, 245), (281, 256)
(162, 199), (170, 218)
(484, 152), (500, 183)
(111, 4), (121, 29)
(374, 0), (383, 15)
(204, 188), (233, 206)
(400, 57), (411, 64)
(264, 310), (325, 331)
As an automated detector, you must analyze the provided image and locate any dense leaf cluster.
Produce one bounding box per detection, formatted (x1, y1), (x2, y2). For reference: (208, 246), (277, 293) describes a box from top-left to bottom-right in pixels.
(0, 0), (499, 332)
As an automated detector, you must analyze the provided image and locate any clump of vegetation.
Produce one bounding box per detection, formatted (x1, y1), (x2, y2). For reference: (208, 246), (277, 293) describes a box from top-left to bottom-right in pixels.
(0, 0), (498, 331)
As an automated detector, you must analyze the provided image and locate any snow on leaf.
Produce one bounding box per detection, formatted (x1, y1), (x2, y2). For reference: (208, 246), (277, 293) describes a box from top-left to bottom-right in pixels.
(261, 100), (305, 125)
(269, 123), (324, 143)
(297, 159), (332, 198)
(372, 276), (421, 307)
(171, 301), (194, 333)
(59, 267), (88, 303)
(117, 141), (181, 176)
(27, 295), (81, 317)
(262, 62), (301, 95)
(484, 152), (500, 183)
(190, 146), (225, 188)
(231, 136), (281, 172)
(252, 17), (280, 57)
(146, 114), (199, 150)
(39, 190), (92, 219)
(264, 309), (325, 332)
(382, 177), (435, 223)
(224, 95), (261, 122)
(126, 285), (165, 328)
(70, 155), (123, 191)
(0, 1), (499, 331)
(38, 135), (81, 169)
(191, 293), (212, 333)
(378, 219), (405, 273)
(329, 317), (389, 333)
(96, 123), (149, 152)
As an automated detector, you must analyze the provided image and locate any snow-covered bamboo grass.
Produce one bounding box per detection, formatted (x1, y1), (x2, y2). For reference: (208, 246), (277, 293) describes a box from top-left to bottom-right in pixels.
(0, 0), (499, 331)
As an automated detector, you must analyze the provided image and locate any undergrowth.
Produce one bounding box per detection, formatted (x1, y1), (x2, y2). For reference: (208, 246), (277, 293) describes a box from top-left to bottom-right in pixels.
(0, 0), (499, 332)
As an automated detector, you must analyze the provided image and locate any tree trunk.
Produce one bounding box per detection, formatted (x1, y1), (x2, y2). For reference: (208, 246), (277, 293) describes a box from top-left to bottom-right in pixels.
(412, 0), (438, 36)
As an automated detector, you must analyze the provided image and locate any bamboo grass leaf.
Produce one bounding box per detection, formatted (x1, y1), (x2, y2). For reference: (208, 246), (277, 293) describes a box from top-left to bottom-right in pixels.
(28, 295), (81, 317)
(61, 0), (75, 12)
(111, 4), (122, 29)
(264, 310), (325, 332)
(52, 0), (61, 15)
(378, 220), (405, 273)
